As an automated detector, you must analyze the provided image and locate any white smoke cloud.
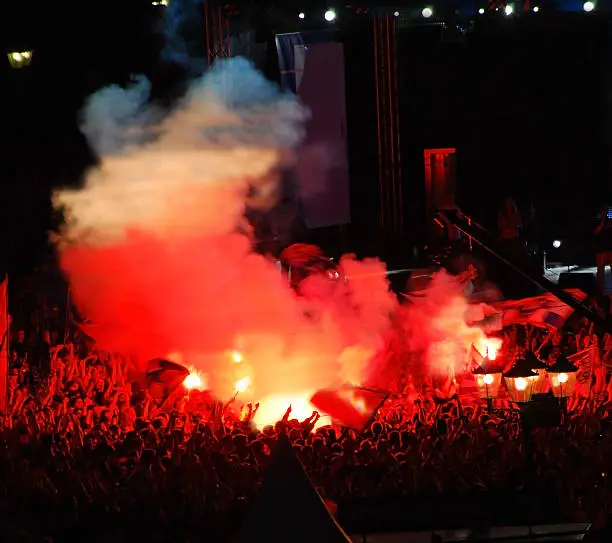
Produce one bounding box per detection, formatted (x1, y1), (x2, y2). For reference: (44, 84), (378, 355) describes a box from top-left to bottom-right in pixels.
(161, 0), (205, 70)
(55, 58), (309, 245)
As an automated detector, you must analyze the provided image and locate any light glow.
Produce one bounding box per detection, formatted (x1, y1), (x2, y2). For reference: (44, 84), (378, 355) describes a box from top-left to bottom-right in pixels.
(253, 394), (324, 429)
(515, 377), (527, 391)
(231, 350), (243, 363)
(184, 369), (206, 390)
(235, 376), (251, 393)
(7, 50), (33, 69)
(324, 9), (336, 22)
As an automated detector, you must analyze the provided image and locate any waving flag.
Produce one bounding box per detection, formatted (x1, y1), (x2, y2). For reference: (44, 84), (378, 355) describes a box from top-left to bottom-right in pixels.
(145, 358), (190, 405)
(470, 344), (485, 367)
(310, 386), (389, 431)
(495, 289), (587, 330)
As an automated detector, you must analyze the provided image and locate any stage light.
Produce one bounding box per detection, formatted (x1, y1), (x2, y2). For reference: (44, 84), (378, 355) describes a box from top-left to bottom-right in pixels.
(324, 9), (336, 22)
(393, 11), (399, 17)
(7, 50), (33, 69)
(533, 6), (539, 12)
(152, 0), (168, 5)
(504, 4), (514, 15)
(478, 8), (485, 14)
(298, 12), (305, 19)
(422, 6), (433, 18)
(583, 1), (595, 11)
(552, 240), (561, 249)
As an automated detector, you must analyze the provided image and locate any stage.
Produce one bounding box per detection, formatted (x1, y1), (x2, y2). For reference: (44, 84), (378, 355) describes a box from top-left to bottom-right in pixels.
(545, 264), (612, 296)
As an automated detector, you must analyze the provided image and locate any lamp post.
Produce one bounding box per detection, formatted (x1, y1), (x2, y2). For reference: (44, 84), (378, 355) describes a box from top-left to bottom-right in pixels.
(504, 361), (538, 495)
(547, 354), (578, 421)
(503, 363), (537, 405)
(524, 351), (549, 395)
(472, 358), (503, 413)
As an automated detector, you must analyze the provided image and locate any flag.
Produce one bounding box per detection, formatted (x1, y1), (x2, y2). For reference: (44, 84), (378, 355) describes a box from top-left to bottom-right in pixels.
(569, 346), (597, 399)
(310, 386), (388, 432)
(0, 274), (7, 413)
(145, 358), (189, 405)
(495, 289), (587, 330)
(238, 433), (350, 542)
(470, 344), (485, 367)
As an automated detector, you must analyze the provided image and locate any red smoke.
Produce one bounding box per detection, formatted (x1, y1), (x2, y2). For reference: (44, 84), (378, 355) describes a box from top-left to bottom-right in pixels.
(60, 231), (299, 360)
(55, 59), (499, 424)
(54, 59), (397, 420)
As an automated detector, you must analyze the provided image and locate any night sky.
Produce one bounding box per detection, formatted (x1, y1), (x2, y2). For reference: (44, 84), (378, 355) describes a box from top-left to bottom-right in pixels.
(1, 3), (611, 274)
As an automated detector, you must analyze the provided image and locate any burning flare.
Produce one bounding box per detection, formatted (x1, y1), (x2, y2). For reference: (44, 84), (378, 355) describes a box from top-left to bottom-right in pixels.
(184, 369), (205, 390)
(52, 58), (498, 427)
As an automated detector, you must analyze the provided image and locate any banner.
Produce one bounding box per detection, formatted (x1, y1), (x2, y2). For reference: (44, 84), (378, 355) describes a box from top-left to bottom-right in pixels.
(275, 33), (351, 229)
(494, 289), (587, 330)
(569, 345), (597, 399)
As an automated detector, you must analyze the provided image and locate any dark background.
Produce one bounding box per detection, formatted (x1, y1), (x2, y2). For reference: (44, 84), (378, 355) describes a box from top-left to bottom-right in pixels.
(396, 13), (611, 252)
(1, 3), (611, 275)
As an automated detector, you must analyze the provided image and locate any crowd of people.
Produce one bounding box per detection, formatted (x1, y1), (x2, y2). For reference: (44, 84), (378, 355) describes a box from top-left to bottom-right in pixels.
(3, 293), (612, 541)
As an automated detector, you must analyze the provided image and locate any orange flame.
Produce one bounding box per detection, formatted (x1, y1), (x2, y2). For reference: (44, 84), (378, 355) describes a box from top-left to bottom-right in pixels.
(231, 350), (243, 363)
(184, 368), (206, 390)
(253, 393), (325, 429)
(476, 337), (502, 361)
(235, 376), (251, 393)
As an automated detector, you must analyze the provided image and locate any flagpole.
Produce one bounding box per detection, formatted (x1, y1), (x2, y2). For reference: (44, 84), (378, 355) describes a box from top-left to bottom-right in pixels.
(2, 275), (7, 415)
(63, 286), (71, 345)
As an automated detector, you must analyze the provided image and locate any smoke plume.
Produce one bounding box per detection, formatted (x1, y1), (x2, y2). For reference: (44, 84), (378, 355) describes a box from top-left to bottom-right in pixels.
(161, 0), (205, 70)
(53, 59), (397, 418)
(395, 270), (502, 377)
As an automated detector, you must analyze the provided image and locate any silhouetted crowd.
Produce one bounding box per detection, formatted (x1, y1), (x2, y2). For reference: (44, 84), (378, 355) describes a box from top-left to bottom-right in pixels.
(4, 303), (612, 542)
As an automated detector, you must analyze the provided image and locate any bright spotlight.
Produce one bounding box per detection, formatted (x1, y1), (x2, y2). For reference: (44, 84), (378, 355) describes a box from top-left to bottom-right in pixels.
(393, 11), (400, 17)
(298, 12), (305, 19)
(324, 9), (336, 22)
(552, 240), (562, 249)
(422, 6), (433, 18)
(504, 4), (514, 15)
(7, 50), (33, 69)
(478, 8), (485, 14)
(583, 1), (595, 11)
(533, 6), (539, 11)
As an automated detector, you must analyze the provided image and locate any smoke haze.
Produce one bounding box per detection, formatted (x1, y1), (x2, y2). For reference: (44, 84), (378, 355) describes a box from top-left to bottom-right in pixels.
(161, 0), (204, 70)
(53, 58), (398, 412)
